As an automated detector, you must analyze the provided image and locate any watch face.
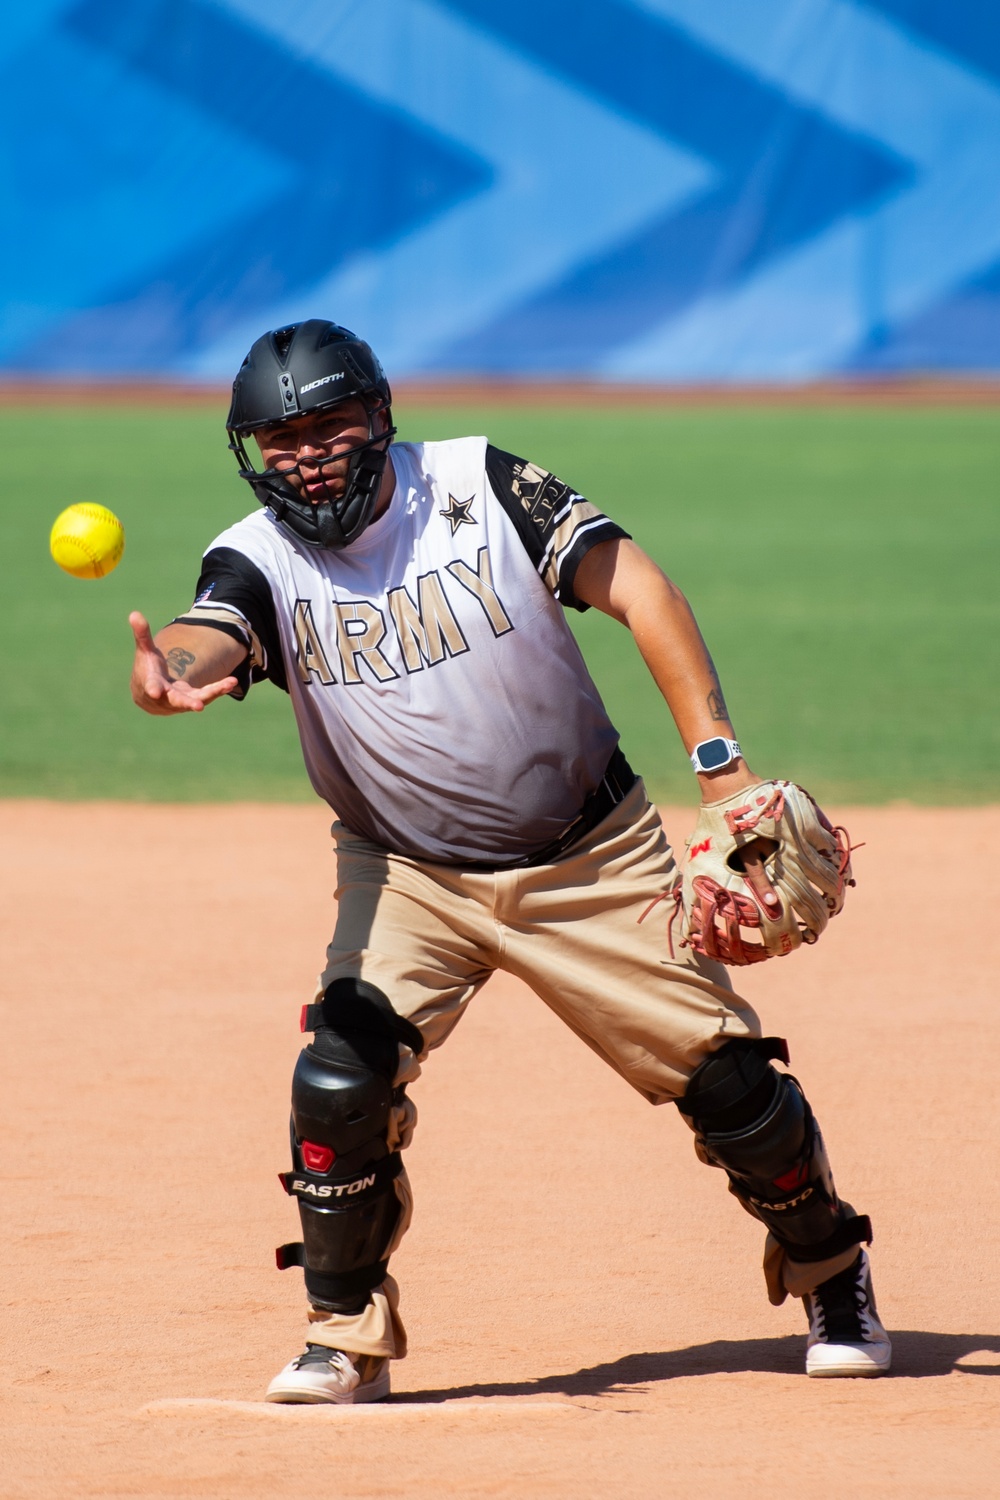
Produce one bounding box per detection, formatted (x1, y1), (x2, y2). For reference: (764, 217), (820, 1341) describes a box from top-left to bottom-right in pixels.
(698, 737), (731, 770)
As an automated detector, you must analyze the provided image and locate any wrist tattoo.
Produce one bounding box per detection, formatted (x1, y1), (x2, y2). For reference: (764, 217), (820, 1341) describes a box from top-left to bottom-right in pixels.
(707, 687), (729, 721)
(706, 661), (729, 723)
(166, 646), (196, 680)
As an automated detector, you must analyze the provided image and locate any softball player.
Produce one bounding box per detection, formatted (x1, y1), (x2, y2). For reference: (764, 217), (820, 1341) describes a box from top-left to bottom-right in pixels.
(130, 320), (890, 1403)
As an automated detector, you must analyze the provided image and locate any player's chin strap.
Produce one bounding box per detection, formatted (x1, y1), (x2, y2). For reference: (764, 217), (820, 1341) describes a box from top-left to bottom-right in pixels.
(229, 414), (397, 550)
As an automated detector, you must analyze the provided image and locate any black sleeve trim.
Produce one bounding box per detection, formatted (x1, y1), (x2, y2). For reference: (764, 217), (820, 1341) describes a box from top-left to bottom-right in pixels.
(557, 522), (631, 611)
(485, 445), (629, 612)
(186, 546), (288, 694)
(169, 616), (253, 699)
(171, 616), (249, 650)
(485, 445), (547, 570)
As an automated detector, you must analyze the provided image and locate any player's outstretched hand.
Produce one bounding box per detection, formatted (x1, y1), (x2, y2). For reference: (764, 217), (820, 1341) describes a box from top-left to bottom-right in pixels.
(129, 611), (239, 715)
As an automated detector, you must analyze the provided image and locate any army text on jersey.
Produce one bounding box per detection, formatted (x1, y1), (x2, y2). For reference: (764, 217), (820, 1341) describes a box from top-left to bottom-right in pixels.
(172, 437), (628, 864)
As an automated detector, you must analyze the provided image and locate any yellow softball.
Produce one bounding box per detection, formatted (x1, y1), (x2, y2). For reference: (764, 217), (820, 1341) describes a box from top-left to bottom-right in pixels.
(49, 503), (125, 579)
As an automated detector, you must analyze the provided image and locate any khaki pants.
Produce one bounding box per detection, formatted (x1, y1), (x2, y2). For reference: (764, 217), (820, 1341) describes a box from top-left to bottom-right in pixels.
(304, 783), (854, 1359)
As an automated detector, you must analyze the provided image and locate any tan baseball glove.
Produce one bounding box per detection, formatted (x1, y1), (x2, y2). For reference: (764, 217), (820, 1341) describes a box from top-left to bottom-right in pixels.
(680, 780), (855, 966)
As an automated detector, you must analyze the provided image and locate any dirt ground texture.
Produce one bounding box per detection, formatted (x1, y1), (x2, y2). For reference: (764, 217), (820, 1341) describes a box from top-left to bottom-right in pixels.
(3, 800), (999, 1500)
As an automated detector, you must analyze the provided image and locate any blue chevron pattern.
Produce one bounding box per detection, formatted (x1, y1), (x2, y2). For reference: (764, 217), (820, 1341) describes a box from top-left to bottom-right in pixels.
(1, 0), (998, 378)
(435, 0), (909, 371)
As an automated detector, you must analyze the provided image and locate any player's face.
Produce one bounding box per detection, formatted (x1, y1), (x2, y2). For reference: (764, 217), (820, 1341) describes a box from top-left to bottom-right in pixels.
(255, 399), (384, 505)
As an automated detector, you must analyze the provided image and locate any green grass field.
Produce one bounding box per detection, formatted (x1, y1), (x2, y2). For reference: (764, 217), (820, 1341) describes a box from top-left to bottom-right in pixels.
(2, 400), (997, 804)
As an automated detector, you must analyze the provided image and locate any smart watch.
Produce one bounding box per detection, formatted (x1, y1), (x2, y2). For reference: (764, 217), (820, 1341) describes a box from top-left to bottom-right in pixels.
(690, 737), (742, 774)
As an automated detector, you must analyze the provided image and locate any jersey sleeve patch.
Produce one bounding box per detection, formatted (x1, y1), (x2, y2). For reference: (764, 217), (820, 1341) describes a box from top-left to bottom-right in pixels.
(485, 445), (629, 611)
(171, 545), (287, 696)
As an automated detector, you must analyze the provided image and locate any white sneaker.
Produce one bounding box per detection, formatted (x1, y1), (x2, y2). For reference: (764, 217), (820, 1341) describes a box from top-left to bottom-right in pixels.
(804, 1250), (892, 1377)
(265, 1343), (391, 1404)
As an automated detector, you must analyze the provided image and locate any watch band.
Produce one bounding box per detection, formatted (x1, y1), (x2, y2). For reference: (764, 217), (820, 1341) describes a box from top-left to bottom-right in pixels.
(690, 736), (742, 774)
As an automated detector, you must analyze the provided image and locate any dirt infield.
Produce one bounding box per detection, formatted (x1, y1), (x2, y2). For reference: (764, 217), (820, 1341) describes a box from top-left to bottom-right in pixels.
(3, 801), (999, 1499)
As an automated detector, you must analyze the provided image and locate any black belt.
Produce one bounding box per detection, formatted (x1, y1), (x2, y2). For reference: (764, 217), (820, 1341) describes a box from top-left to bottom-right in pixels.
(454, 747), (637, 872)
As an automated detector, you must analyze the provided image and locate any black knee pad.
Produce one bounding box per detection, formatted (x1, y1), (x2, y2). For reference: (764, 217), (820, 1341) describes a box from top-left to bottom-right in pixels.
(276, 980), (424, 1311)
(677, 1037), (790, 1145)
(679, 1038), (870, 1262)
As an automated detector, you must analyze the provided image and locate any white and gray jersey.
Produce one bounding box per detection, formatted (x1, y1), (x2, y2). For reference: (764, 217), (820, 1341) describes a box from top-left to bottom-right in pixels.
(175, 437), (629, 864)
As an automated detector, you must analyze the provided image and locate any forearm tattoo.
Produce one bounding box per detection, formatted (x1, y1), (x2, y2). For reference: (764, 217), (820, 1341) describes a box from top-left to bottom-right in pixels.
(166, 646), (196, 680)
(707, 661), (730, 723)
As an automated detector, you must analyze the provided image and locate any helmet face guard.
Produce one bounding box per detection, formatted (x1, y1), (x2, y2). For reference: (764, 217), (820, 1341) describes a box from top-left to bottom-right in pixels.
(226, 320), (396, 549)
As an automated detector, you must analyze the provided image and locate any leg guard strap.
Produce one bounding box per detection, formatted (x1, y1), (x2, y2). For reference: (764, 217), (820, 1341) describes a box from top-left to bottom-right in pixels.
(768, 1214), (872, 1264)
(275, 1243), (390, 1304)
(301, 977), (424, 1061)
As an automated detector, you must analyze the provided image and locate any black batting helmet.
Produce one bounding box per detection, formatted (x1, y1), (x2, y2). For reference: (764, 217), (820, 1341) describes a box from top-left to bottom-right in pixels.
(226, 320), (395, 549)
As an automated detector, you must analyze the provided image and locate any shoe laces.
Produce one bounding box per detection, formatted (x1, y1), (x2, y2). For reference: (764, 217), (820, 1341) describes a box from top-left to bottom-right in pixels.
(810, 1255), (872, 1343)
(294, 1343), (355, 1372)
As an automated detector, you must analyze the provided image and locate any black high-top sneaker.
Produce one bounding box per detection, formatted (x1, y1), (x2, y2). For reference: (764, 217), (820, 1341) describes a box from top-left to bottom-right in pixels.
(804, 1250), (892, 1377)
(265, 1343), (391, 1404)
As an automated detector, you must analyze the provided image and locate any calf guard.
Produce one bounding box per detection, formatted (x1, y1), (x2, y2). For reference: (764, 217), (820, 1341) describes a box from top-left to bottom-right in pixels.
(677, 1038), (871, 1264)
(276, 979), (423, 1312)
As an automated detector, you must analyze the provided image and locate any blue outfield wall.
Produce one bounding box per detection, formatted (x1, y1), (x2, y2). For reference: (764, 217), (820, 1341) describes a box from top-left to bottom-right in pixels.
(3, 0), (1000, 381)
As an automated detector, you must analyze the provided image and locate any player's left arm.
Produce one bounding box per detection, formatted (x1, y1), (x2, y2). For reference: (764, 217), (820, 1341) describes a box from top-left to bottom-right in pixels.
(572, 537), (761, 803)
